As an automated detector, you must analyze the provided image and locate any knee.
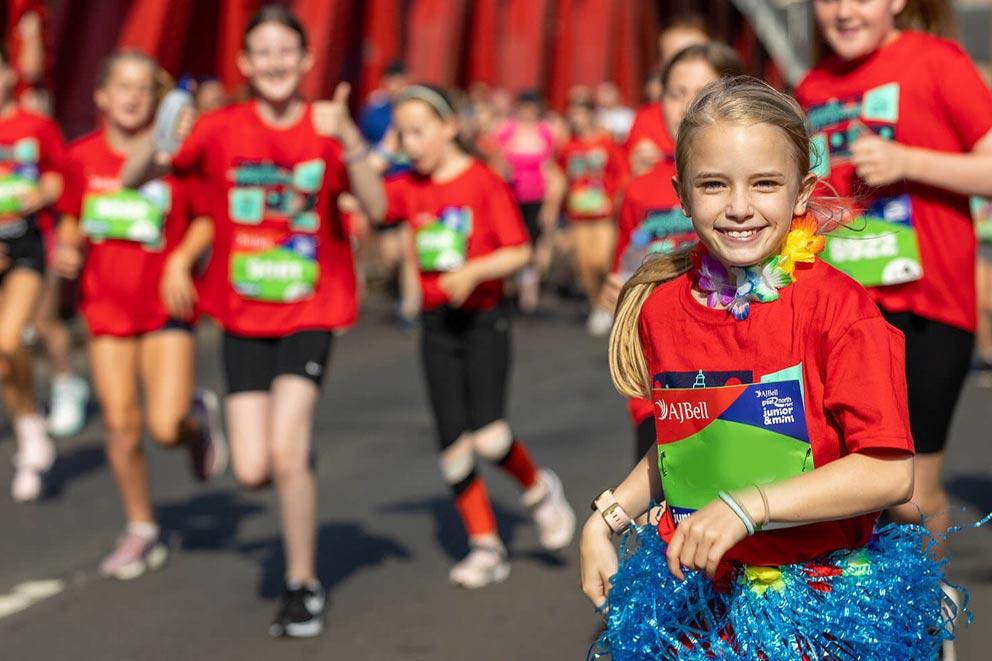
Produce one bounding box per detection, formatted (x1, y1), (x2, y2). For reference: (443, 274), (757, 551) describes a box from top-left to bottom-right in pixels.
(233, 460), (271, 490)
(271, 444), (311, 483)
(472, 421), (512, 462)
(146, 412), (182, 447)
(440, 434), (476, 487)
(0, 333), (22, 363)
(103, 406), (142, 445)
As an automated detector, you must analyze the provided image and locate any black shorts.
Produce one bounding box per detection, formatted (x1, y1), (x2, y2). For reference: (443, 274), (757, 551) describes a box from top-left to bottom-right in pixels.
(420, 304), (511, 450)
(518, 202), (542, 245)
(0, 222), (46, 279)
(883, 310), (974, 454)
(222, 330), (334, 394)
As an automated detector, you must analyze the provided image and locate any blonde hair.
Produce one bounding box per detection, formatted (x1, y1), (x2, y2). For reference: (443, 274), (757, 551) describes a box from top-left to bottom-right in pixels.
(608, 77), (830, 397)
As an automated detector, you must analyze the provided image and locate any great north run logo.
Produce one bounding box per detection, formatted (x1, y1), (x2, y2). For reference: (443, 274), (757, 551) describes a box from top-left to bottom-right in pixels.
(655, 399), (710, 423)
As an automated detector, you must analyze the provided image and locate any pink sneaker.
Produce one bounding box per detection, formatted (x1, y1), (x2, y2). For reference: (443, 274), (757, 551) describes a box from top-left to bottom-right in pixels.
(99, 531), (168, 580)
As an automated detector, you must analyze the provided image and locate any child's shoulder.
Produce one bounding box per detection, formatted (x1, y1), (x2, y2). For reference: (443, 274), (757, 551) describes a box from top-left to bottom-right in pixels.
(640, 271), (691, 317)
(792, 259), (884, 325)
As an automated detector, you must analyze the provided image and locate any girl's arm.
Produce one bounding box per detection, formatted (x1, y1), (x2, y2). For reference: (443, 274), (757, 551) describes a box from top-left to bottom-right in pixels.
(438, 243), (533, 307)
(580, 446), (662, 607)
(161, 216), (213, 319)
(339, 121), (386, 221)
(851, 128), (992, 197)
(668, 450), (913, 580)
(120, 136), (173, 189)
(21, 170), (63, 214)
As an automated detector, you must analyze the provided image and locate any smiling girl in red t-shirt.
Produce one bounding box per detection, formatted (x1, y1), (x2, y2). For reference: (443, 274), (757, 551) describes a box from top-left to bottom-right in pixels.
(579, 78), (949, 659)
(379, 84), (576, 589)
(119, 6), (386, 639)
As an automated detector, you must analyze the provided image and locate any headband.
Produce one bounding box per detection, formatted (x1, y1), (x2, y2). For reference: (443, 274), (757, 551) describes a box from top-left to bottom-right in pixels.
(396, 85), (456, 118)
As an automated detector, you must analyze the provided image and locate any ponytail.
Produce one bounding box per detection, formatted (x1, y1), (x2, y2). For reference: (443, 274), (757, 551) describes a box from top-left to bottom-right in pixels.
(608, 248), (693, 398)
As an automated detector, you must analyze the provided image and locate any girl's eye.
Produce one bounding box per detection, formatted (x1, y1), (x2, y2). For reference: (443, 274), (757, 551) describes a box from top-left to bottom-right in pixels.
(754, 180), (780, 190)
(700, 181), (724, 191)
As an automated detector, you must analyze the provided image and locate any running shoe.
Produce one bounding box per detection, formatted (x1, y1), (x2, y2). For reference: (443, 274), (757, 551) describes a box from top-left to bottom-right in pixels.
(48, 373), (90, 438)
(523, 468), (576, 551)
(269, 580), (326, 638)
(586, 307), (614, 337)
(449, 542), (510, 589)
(99, 530), (168, 580)
(187, 388), (228, 482)
(11, 416), (55, 503)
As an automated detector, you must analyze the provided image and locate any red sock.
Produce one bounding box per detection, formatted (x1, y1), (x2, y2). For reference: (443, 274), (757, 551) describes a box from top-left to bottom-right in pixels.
(455, 478), (497, 538)
(497, 440), (539, 490)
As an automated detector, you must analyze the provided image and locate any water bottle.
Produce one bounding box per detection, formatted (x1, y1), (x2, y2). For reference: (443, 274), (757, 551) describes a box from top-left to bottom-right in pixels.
(153, 76), (194, 155)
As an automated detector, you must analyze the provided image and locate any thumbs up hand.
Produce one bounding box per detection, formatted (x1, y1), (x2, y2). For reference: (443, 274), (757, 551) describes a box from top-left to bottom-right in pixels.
(312, 82), (354, 138)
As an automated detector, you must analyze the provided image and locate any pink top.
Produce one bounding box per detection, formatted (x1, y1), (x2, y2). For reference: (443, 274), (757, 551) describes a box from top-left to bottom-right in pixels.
(495, 120), (554, 203)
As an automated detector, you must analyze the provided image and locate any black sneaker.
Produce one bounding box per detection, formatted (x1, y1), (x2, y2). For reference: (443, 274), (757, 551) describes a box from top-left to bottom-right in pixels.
(269, 580), (325, 638)
(187, 388), (227, 482)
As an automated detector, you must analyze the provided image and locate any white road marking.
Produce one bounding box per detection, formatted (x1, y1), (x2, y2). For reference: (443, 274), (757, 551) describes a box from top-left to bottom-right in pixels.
(0, 579), (65, 619)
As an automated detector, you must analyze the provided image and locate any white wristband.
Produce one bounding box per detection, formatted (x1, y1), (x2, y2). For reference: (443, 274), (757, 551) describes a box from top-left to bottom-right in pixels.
(593, 489), (633, 535)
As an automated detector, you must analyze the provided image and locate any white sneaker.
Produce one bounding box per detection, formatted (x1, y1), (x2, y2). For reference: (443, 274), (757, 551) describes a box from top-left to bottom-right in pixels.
(448, 543), (510, 589)
(586, 307), (614, 337)
(523, 468), (576, 551)
(99, 529), (168, 580)
(11, 416), (56, 502)
(48, 374), (89, 438)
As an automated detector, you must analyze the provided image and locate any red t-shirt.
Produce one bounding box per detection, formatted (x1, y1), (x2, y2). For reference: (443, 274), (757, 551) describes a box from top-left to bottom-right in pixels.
(640, 259), (913, 566)
(383, 160), (529, 311)
(614, 159), (695, 425)
(623, 103), (674, 166)
(171, 102), (354, 337)
(0, 107), (66, 233)
(557, 133), (626, 222)
(64, 132), (192, 336)
(796, 31), (992, 333)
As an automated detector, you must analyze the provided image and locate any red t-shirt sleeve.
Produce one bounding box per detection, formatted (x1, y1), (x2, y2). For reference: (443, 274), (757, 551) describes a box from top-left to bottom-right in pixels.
(381, 175), (409, 226)
(486, 178), (529, 247)
(930, 41), (992, 150)
(822, 316), (914, 454)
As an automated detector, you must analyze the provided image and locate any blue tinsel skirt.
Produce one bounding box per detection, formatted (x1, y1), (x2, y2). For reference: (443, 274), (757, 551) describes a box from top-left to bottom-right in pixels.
(593, 523), (958, 660)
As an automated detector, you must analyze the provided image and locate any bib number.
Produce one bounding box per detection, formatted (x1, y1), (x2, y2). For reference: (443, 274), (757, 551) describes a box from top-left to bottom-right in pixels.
(415, 206), (472, 272)
(230, 228), (319, 303)
(81, 180), (169, 246)
(0, 174), (36, 217)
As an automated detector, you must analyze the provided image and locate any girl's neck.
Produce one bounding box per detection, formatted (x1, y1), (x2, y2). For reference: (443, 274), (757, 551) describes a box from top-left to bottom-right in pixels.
(105, 122), (152, 158)
(431, 148), (472, 183)
(253, 96), (304, 128)
(0, 99), (17, 119)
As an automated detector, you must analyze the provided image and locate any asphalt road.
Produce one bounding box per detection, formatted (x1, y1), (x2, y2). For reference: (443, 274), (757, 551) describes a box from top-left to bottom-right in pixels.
(0, 299), (989, 660)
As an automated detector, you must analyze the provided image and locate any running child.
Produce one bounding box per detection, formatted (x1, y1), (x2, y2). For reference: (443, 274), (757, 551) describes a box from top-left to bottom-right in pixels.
(379, 84), (575, 589)
(54, 50), (225, 580)
(121, 6), (385, 638)
(580, 77), (949, 659)
(0, 41), (63, 502)
(796, 0), (992, 559)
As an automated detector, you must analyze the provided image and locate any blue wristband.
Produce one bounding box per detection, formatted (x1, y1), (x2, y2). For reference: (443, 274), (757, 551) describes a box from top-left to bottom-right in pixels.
(718, 490), (755, 536)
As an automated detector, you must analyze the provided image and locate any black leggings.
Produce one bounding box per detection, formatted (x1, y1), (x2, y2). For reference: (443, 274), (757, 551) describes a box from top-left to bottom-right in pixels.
(882, 310), (974, 454)
(420, 304), (511, 451)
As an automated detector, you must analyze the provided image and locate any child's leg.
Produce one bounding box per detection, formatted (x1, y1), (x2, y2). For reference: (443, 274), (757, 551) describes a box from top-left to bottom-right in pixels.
(35, 272), (89, 438)
(89, 336), (149, 524)
(139, 329), (195, 447)
(222, 333), (275, 489)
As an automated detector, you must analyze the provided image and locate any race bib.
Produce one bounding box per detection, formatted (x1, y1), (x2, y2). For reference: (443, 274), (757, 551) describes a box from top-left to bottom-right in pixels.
(820, 194), (923, 286)
(80, 180), (169, 246)
(230, 227), (319, 303)
(653, 372), (812, 525)
(415, 206), (472, 272)
(0, 173), (36, 217)
(566, 184), (610, 217)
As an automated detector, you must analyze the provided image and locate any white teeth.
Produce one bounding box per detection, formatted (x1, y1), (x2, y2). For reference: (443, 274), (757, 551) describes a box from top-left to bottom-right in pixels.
(726, 230), (756, 239)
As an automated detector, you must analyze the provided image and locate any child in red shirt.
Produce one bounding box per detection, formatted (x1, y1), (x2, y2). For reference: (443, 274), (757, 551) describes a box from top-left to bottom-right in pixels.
(605, 42), (742, 461)
(119, 6), (386, 639)
(0, 42), (64, 503)
(580, 78), (947, 659)
(54, 51), (225, 581)
(796, 1), (992, 573)
(380, 84), (575, 589)
(546, 96), (626, 336)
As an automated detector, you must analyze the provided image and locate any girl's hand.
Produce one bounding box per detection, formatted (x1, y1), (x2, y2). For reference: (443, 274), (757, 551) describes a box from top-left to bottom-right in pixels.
(579, 514), (618, 610)
(53, 242), (83, 280)
(665, 497), (748, 580)
(438, 264), (478, 308)
(312, 83), (355, 140)
(160, 253), (197, 319)
(598, 272), (624, 314)
(18, 187), (47, 216)
(850, 133), (908, 188)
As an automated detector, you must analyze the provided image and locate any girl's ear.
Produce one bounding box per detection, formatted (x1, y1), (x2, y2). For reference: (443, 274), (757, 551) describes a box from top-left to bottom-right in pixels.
(235, 51), (252, 80)
(673, 176), (691, 217)
(793, 173), (817, 216)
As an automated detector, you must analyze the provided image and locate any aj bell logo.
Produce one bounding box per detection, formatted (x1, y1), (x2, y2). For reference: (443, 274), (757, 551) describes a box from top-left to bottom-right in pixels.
(655, 399), (710, 423)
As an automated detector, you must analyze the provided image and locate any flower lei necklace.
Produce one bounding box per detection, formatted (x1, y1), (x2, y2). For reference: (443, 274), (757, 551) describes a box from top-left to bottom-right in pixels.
(691, 215), (825, 320)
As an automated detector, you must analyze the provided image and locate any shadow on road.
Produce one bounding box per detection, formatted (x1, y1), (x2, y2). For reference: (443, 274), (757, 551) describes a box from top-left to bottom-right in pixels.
(240, 522), (413, 598)
(45, 442), (106, 497)
(156, 490), (267, 551)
